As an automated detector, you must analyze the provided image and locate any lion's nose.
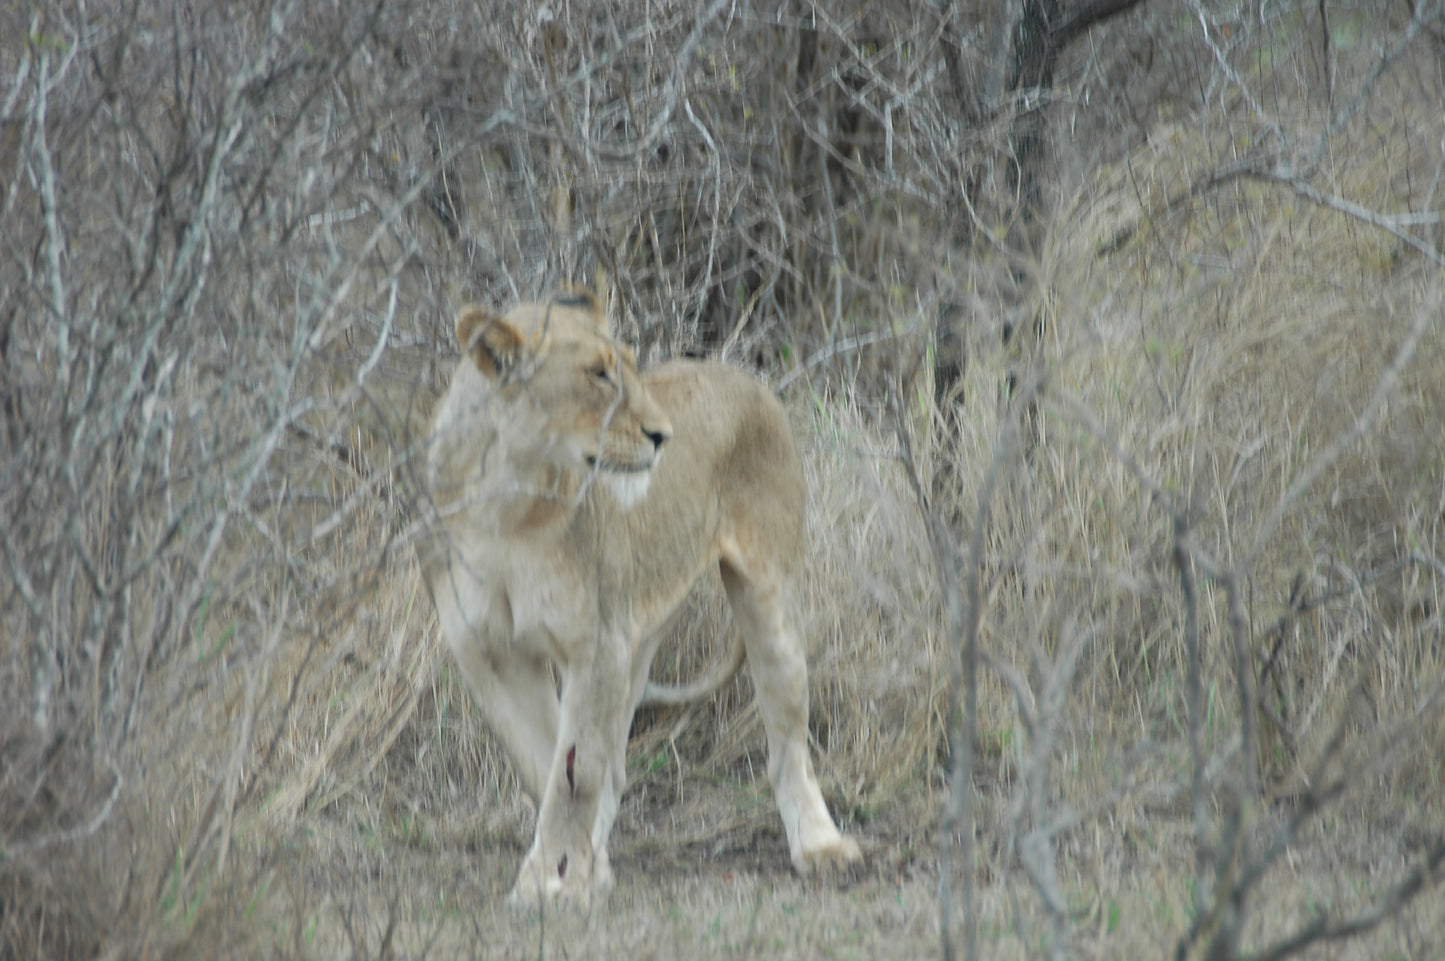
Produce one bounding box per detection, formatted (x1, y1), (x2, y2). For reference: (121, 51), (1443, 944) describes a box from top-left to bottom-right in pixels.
(643, 426), (669, 451)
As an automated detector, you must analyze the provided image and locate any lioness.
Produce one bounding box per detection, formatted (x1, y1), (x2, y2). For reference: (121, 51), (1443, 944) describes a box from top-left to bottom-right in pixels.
(419, 289), (862, 907)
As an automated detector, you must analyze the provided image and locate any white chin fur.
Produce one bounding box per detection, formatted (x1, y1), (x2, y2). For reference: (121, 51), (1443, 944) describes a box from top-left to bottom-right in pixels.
(602, 471), (652, 510)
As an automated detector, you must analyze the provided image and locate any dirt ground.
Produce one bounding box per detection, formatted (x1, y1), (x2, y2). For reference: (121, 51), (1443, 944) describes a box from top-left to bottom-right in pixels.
(264, 775), (1443, 961)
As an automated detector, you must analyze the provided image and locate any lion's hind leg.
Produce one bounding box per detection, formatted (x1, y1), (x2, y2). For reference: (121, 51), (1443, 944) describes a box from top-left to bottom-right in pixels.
(718, 557), (862, 876)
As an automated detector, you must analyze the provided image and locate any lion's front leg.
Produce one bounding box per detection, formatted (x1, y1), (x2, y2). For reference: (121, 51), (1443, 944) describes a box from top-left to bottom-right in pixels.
(507, 639), (632, 909)
(443, 633), (559, 804)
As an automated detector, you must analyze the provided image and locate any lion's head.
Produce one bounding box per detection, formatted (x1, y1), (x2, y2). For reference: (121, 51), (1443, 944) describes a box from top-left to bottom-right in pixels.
(448, 289), (672, 506)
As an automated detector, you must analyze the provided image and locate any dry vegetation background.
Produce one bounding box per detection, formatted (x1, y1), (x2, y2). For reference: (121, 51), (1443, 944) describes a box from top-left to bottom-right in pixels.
(2, 0), (1444, 958)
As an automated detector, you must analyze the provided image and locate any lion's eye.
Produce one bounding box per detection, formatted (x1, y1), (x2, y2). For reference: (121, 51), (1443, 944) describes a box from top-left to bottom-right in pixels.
(591, 364), (614, 385)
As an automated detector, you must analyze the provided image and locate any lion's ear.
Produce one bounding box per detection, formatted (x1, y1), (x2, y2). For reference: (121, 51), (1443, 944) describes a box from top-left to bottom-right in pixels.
(455, 305), (524, 380)
(558, 286), (608, 333)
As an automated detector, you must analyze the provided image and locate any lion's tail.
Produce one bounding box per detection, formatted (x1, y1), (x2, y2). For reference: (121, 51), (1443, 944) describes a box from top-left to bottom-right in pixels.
(638, 633), (746, 708)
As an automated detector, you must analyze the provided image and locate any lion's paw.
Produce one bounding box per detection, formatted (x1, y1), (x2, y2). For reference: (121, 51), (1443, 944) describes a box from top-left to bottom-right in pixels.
(798, 835), (864, 877)
(506, 848), (613, 912)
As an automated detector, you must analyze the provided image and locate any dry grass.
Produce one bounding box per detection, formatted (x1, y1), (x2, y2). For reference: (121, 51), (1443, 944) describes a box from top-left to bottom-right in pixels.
(3, 1), (1444, 958)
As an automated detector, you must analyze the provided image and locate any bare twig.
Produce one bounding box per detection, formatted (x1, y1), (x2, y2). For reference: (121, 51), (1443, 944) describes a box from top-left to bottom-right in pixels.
(1003, 615), (1091, 961)
(1103, 0), (1445, 260)
(1174, 510), (1212, 913)
(2, 758), (124, 857)
(897, 367), (1037, 961)
(1242, 837), (1445, 961)
(776, 330), (907, 392)
(1263, 177), (1445, 269)
(890, 388), (970, 961)
(684, 97), (723, 331)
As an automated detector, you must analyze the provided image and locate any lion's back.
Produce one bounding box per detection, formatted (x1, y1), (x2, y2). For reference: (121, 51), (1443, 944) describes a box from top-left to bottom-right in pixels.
(646, 359), (797, 465)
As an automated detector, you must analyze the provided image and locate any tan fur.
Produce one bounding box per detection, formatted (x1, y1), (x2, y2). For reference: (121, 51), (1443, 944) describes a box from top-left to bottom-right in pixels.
(419, 290), (861, 908)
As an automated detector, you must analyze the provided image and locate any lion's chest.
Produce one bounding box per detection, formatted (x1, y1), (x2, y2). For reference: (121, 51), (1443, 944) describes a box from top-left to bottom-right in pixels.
(432, 537), (593, 663)
(503, 553), (592, 656)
